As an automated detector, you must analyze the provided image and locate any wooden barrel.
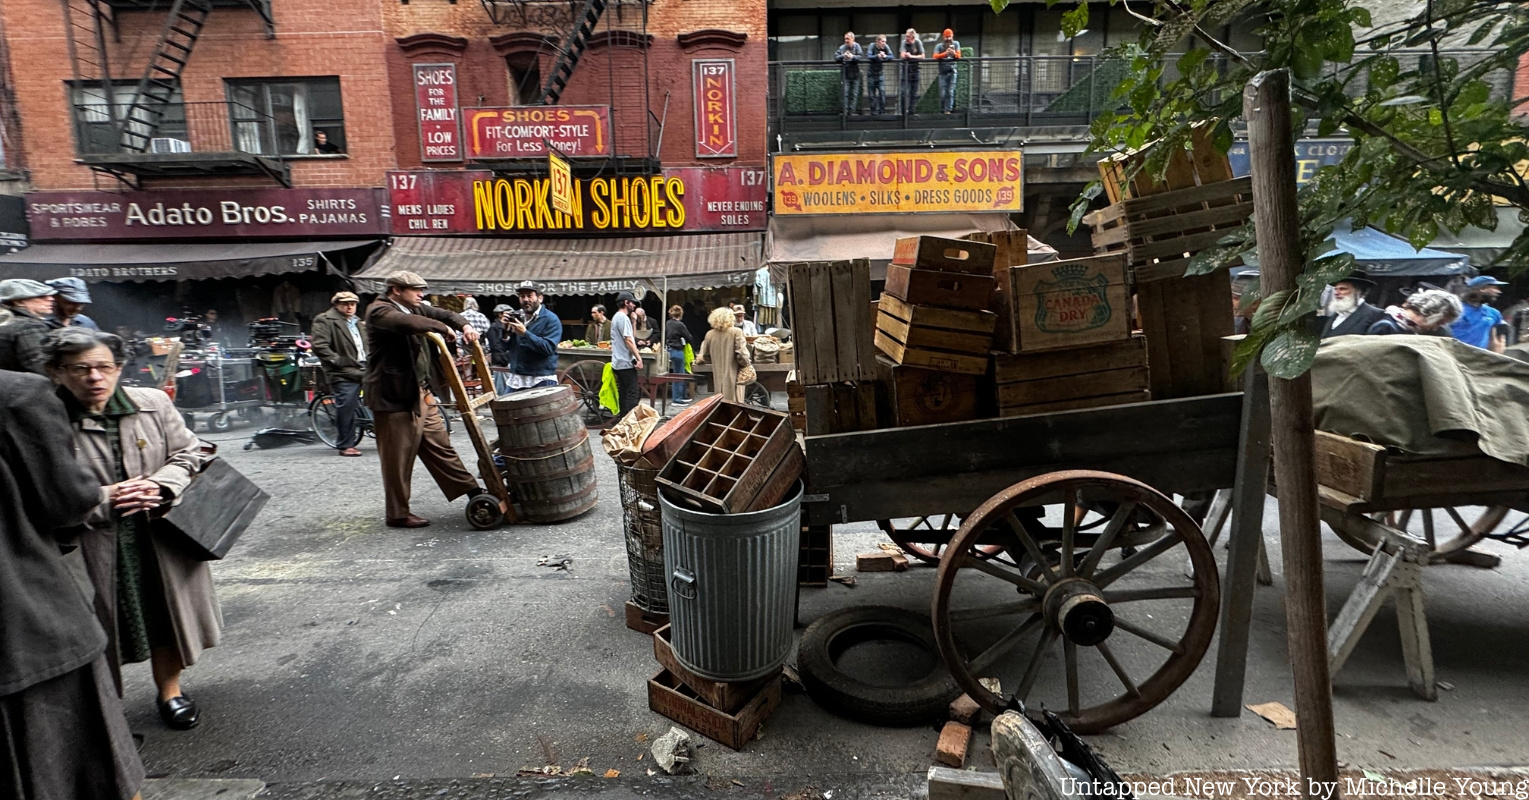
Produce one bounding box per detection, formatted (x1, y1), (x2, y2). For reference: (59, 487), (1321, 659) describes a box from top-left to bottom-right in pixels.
(491, 385), (598, 523)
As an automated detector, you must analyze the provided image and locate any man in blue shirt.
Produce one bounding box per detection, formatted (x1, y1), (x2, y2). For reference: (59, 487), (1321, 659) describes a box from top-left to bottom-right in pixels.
(502, 281), (563, 391)
(834, 32), (863, 115)
(1450, 275), (1509, 352)
(44, 278), (100, 330)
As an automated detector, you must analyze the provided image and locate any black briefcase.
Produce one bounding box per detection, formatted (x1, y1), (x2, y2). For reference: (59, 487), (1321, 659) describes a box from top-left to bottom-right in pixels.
(157, 457), (269, 560)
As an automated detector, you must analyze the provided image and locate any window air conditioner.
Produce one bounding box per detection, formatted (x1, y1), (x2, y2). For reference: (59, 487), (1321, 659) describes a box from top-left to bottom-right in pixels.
(150, 137), (192, 154)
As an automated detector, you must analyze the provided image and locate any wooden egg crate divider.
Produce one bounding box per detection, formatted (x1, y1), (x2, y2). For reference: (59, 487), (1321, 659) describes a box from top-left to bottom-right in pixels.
(656, 403), (799, 514)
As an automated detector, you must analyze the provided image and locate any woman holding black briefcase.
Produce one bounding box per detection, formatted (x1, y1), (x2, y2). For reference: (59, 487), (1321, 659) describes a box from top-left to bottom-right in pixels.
(45, 327), (221, 731)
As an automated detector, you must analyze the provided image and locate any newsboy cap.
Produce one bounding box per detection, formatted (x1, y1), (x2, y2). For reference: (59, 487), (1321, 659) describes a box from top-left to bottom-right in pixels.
(384, 271), (428, 289)
(45, 277), (92, 304)
(331, 291), (360, 304)
(0, 278), (58, 304)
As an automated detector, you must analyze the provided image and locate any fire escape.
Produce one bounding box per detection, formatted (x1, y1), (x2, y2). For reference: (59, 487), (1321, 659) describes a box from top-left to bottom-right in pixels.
(475, 0), (659, 173)
(61, 0), (289, 186)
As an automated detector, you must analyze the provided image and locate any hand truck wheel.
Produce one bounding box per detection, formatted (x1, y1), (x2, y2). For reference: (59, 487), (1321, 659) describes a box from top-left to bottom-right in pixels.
(466, 493), (505, 530)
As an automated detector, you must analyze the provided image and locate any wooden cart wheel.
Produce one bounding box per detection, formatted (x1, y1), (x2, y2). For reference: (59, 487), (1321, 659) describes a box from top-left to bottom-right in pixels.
(1331, 505), (1510, 563)
(557, 360), (613, 428)
(931, 470), (1220, 734)
(877, 515), (1003, 564)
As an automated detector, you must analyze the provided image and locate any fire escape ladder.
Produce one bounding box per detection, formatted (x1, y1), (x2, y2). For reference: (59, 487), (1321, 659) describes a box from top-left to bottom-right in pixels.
(60, 0), (117, 123)
(537, 0), (608, 105)
(116, 0), (214, 152)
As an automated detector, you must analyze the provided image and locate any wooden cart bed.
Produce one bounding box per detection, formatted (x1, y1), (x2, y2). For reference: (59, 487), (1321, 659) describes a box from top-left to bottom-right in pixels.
(1313, 431), (1529, 515)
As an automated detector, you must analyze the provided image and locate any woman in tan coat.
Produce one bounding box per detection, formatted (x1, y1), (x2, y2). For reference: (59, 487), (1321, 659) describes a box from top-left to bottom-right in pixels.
(45, 328), (218, 731)
(692, 306), (751, 403)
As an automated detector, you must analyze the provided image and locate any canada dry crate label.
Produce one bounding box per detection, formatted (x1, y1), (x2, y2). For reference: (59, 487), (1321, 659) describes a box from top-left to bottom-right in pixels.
(1032, 264), (1112, 333)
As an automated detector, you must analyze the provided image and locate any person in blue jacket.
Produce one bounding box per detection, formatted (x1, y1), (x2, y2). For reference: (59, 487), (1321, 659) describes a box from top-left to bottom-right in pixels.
(502, 281), (563, 391)
(1450, 275), (1510, 353)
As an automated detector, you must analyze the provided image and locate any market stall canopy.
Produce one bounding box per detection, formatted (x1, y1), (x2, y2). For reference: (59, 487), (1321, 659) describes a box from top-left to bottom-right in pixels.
(0, 240), (377, 282)
(1238, 221), (1472, 278)
(766, 213), (1056, 282)
(352, 233), (763, 297)
(1427, 217), (1524, 268)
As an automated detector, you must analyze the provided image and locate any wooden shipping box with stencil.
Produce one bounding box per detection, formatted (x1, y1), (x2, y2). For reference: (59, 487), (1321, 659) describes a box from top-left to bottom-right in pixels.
(1007, 253), (1132, 352)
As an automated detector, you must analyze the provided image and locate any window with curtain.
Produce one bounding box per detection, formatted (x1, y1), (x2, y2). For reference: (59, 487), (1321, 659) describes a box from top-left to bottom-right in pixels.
(225, 77), (345, 156)
(70, 83), (186, 154)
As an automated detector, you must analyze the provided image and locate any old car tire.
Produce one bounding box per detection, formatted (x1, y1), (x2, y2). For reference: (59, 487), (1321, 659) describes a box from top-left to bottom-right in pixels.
(797, 605), (964, 727)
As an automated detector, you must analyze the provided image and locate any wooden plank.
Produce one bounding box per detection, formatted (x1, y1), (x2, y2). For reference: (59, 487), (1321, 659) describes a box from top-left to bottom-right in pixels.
(1119, 177), (1253, 216)
(999, 391), (1150, 417)
(653, 626), (775, 713)
(809, 263), (840, 384)
(993, 336), (1147, 383)
(893, 236), (996, 275)
(1136, 280), (1173, 399)
(1212, 367), (1272, 717)
(1191, 123), (1236, 183)
(874, 330), (990, 375)
(997, 367), (1148, 407)
(877, 312), (994, 355)
(879, 294), (997, 334)
(788, 264), (819, 384)
(804, 384), (833, 436)
(1126, 227), (1244, 263)
(1163, 147), (1198, 191)
(1168, 274), (1209, 399)
(1312, 431), (1386, 500)
(1380, 455), (1529, 498)
(850, 258), (876, 381)
(884, 265), (995, 311)
(831, 261), (859, 384)
(1106, 201), (1253, 242)
(805, 392), (1242, 487)
(647, 669), (780, 750)
(805, 447), (1239, 525)
(1195, 271), (1235, 394)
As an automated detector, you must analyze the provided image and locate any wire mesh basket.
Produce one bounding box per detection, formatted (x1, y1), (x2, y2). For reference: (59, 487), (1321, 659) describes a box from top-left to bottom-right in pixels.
(618, 461), (668, 614)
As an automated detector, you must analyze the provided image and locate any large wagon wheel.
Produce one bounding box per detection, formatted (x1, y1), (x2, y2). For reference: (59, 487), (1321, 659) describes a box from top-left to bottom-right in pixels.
(1330, 505), (1512, 563)
(877, 515), (1004, 564)
(931, 470), (1219, 734)
(558, 359), (614, 428)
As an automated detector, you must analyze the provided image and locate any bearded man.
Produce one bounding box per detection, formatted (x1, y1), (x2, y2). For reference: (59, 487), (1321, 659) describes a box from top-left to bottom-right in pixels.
(1319, 272), (1385, 338)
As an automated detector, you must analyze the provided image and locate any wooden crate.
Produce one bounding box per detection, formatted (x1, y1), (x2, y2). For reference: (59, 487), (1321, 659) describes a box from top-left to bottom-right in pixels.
(1314, 431), (1529, 511)
(798, 522), (833, 587)
(625, 601), (668, 635)
(648, 669), (781, 750)
(1097, 122), (1235, 204)
(892, 235), (996, 276)
(803, 380), (882, 436)
(997, 367), (1149, 408)
(884, 264), (995, 311)
(786, 375), (806, 432)
(1008, 254), (1132, 353)
(786, 259), (876, 385)
(652, 626), (779, 713)
(656, 402), (799, 514)
(1086, 177), (1253, 284)
(964, 230), (1030, 354)
(999, 390), (1152, 418)
(877, 354), (979, 427)
(994, 335), (1149, 418)
(992, 335), (1147, 383)
(1136, 271), (1232, 399)
(874, 294), (995, 377)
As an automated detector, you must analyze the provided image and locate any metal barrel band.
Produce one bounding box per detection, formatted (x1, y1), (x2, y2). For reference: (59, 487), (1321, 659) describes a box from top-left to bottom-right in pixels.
(498, 433), (589, 461)
(507, 454), (597, 482)
(494, 400), (580, 426)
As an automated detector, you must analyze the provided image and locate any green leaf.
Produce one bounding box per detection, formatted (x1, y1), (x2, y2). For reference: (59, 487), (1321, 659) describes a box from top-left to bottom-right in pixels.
(1231, 325), (1276, 378)
(1177, 48), (1210, 74)
(1261, 326), (1321, 379)
(990, 0), (1010, 12)
(1061, 4), (1089, 38)
(1292, 46), (1325, 81)
(1252, 289), (1291, 331)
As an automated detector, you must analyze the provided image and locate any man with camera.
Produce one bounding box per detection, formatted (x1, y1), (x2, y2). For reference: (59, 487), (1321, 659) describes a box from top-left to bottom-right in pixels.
(500, 281), (562, 392)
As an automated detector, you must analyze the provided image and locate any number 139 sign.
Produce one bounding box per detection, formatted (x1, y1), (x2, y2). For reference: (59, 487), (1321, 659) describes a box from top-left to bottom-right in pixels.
(693, 60), (737, 159)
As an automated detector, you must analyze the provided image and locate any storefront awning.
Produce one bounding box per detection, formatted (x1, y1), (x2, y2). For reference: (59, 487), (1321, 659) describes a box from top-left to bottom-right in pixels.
(352, 233), (764, 297)
(766, 213), (1057, 282)
(1428, 217), (1525, 268)
(1239, 221), (1472, 279)
(0, 240), (378, 282)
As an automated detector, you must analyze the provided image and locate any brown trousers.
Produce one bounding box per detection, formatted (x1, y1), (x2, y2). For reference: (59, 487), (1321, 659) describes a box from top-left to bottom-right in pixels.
(373, 394), (479, 520)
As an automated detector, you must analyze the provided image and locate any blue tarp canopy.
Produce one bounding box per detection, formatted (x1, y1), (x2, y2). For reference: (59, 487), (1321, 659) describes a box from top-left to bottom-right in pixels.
(1239, 221), (1473, 278)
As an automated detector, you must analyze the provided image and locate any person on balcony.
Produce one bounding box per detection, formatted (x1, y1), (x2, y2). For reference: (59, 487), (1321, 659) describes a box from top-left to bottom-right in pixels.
(900, 29), (925, 114)
(866, 34), (893, 115)
(934, 29), (963, 114)
(835, 31), (864, 115)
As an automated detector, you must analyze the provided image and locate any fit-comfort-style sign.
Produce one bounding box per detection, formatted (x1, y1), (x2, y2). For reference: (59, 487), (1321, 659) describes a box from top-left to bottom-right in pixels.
(772, 150), (1024, 215)
(693, 59), (737, 159)
(465, 106), (612, 158)
(413, 63), (462, 162)
(26, 188), (387, 240)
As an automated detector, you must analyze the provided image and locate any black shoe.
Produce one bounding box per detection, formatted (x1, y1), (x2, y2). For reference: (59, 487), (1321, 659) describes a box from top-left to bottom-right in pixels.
(158, 695), (199, 730)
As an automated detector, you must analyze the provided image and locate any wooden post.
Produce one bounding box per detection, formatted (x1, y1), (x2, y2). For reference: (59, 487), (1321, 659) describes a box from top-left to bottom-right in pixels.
(1243, 69), (1340, 800)
(1211, 365), (1270, 717)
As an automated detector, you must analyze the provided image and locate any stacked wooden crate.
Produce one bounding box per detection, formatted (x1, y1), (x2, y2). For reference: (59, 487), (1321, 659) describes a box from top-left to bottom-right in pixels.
(787, 259), (882, 435)
(1085, 131), (1251, 399)
(961, 229), (1032, 354)
(649, 625), (781, 749)
(655, 402), (804, 514)
(993, 253), (1146, 417)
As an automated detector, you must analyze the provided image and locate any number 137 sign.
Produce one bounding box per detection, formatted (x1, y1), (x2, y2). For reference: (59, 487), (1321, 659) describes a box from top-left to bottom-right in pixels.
(693, 60), (737, 159)
(548, 151), (574, 216)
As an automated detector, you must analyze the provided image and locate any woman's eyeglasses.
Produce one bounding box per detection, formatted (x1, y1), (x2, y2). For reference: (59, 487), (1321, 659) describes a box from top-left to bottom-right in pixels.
(60, 362), (122, 377)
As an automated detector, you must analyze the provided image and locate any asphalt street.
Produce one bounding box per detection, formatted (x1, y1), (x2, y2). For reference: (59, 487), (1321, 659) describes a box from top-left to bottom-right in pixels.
(125, 406), (1529, 799)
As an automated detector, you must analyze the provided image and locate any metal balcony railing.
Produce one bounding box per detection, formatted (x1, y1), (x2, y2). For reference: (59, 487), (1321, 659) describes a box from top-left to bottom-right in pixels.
(72, 100), (275, 157)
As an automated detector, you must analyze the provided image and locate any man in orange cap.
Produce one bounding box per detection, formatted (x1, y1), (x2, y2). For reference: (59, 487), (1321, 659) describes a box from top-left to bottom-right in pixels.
(933, 28), (962, 113)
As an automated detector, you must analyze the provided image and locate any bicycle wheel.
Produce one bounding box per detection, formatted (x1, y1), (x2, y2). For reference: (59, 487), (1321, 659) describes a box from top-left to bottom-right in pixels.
(309, 394), (341, 448)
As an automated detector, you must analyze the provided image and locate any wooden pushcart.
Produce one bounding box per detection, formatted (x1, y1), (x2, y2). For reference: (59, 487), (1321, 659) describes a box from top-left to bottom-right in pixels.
(426, 332), (515, 530)
(800, 379), (1272, 733)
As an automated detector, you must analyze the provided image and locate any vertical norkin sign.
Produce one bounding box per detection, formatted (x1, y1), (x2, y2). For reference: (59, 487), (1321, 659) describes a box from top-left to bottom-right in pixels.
(693, 59), (737, 159)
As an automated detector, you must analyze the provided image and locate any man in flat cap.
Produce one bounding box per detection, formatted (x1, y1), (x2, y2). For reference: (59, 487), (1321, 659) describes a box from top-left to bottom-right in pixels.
(363, 271), (484, 528)
(44, 277), (100, 330)
(0, 279), (59, 374)
(310, 290), (368, 456)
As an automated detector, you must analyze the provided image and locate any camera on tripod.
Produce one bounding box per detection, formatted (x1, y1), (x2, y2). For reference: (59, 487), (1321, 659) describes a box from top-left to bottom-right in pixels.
(164, 314), (212, 347)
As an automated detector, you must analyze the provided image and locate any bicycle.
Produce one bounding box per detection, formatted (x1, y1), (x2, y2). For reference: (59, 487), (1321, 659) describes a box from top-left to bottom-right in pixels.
(309, 390), (452, 448)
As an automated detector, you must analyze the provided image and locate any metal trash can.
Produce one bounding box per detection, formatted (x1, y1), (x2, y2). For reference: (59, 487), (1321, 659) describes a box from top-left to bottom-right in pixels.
(618, 462), (668, 614)
(659, 481), (802, 682)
